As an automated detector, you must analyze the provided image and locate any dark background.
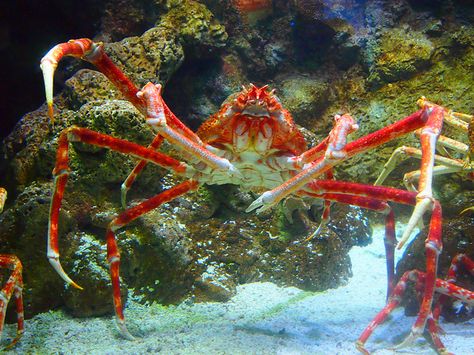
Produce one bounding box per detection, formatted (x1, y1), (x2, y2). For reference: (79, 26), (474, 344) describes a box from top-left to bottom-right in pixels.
(0, 0), (103, 140)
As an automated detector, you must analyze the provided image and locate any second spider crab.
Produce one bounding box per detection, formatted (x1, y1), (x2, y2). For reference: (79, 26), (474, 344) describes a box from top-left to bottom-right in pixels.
(41, 38), (452, 348)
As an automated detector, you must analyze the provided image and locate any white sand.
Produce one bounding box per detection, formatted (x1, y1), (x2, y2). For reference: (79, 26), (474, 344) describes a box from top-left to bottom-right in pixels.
(3, 226), (474, 354)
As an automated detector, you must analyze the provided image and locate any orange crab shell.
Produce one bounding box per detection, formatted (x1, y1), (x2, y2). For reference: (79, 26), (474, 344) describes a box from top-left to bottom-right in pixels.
(232, 0), (272, 13)
(196, 85), (308, 156)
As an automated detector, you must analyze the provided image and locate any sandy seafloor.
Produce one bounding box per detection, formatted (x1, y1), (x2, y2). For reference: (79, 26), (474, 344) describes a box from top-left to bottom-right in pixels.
(3, 225), (473, 354)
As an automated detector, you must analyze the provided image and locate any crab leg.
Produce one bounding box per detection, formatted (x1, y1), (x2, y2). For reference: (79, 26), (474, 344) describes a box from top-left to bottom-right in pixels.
(0, 255), (24, 349)
(302, 169), (335, 241)
(48, 125), (200, 338)
(301, 188), (397, 296)
(356, 261), (474, 355)
(48, 126), (191, 289)
(137, 83), (240, 175)
(432, 253), (474, 322)
(121, 134), (164, 208)
(375, 146), (467, 189)
(40, 38), (207, 143)
(0, 188), (6, 213)
(40, 39), (144, 121)
(106, 179), (199, 338)
(40, 39), (238, 175)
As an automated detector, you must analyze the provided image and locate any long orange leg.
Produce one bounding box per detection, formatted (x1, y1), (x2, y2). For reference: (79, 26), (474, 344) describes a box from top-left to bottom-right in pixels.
(48, 126), (200, 338)
(40, 39), (237, 175)
(0, 255), (24, 349)
(106, 179), (198, 338)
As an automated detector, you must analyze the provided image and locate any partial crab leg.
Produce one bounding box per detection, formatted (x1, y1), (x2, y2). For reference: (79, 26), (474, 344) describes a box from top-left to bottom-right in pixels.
(0, 255), (24, 349)
(356, 265), (474, 355)
(303, 169), (334, 242)
(40, 38), (208, 143)
(40, 39), (144, 121)
(0, 188), (6, 213)
(48, 127), (191, 289)
(106, 179), (199, 338)
(137, 83), (241, 176)
(301, 188), (397, 296)
(375, 146), (467, 190)
(121, 134), (164, 208)
(432, 253), (474, 323)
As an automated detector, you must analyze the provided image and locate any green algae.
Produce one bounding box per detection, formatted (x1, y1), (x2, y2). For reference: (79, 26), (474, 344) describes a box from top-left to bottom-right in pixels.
(368, 27), (434, 88)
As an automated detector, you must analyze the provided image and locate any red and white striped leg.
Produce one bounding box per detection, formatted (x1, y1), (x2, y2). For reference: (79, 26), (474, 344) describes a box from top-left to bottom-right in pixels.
(40, 39), (144, 121)
(0, 255), (24, 349)
(121, 134), (164, 208)
(40, 39), (234, 175)
(301, 187), (397, 297)
(106, 180), (198, 339)
(48, 127), (190, 290)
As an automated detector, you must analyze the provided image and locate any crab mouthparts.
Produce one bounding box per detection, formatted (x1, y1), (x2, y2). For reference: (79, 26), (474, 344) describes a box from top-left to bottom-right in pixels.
(242, 102), (270, 117)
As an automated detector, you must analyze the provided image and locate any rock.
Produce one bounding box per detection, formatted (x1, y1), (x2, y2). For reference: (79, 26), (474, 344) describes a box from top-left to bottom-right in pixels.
(367, 27), (434, 88)
(278, 75), (330, 124)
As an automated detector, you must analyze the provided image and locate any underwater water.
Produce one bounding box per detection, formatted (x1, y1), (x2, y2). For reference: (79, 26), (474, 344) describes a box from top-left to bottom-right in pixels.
(0, 1), (473, 354)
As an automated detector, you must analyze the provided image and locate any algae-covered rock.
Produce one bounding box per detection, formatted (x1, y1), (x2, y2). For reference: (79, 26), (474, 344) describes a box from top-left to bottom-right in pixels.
(278, 75), (330, 124)
(104, 0), (227, 86)
(368, 27), (434, 88)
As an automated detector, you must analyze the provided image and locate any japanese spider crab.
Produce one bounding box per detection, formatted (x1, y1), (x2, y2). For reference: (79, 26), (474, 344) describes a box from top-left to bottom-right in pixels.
(358, 253), (474, 355)
(0, 188), (24, 349)
(41, 38), (450, 348)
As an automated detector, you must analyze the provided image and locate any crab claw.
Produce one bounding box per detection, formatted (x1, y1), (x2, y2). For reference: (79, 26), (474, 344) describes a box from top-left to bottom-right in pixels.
(397, 194), (432, 249)
(116, 317), (135, 340)
(246, 190), (276, 213)
(40, 39), (95, 123)
(48, 255), (83, 291)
